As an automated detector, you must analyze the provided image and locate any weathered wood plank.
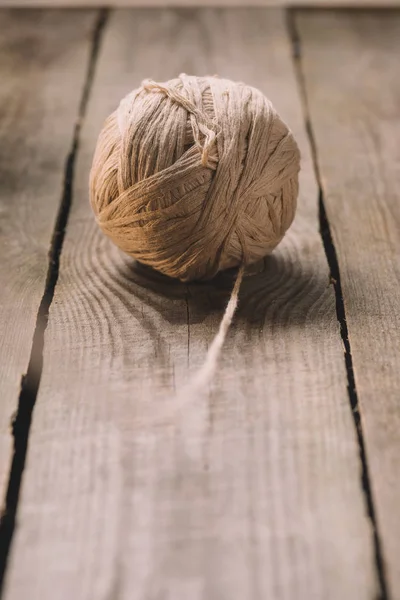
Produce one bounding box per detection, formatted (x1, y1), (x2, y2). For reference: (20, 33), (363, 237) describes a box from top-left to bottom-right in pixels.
(297, 10), (400, 597)
(4, 9), (377, 600)
(1, 0), (400, 7)
(0, 10), (97, 500)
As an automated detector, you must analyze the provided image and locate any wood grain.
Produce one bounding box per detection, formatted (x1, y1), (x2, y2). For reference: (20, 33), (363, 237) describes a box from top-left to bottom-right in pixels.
(297, 10), (400, 598)
(4, 9), (377, 599)
(1, 0), (400, 7)
(0, 10), (96, 500)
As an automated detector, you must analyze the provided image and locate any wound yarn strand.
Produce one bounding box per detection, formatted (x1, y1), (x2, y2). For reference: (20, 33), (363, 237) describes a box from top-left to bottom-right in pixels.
(90, 74), (300, 282)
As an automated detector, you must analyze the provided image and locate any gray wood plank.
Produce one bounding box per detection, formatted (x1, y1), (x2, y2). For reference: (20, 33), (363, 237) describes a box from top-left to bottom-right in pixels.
(297, 10), (400, 598)
(0, 10), (97, 499)
(4, 9), (377, 600)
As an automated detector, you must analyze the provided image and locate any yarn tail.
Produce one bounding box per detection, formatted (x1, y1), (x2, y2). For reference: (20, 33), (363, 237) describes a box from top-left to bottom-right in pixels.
(149, 265), (245, 428)
(188, 264), (245, 395)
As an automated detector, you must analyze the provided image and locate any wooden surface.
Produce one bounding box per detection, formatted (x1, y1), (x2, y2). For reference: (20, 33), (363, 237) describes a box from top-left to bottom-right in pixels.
(1, 7), (382, 600)
(0, 10), (96, 500)
(1, 0), (400, 7)
(297, 10), (400, 598)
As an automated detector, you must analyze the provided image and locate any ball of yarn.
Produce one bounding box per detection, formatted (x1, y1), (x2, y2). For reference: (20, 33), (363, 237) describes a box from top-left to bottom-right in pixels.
(90, 74), (300, 282)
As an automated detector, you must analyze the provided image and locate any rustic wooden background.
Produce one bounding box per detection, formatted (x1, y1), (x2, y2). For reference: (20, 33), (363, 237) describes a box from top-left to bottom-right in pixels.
(0, 5), (399, 600)
(1, 0), (400, 6)
(0, 0), (400, 9)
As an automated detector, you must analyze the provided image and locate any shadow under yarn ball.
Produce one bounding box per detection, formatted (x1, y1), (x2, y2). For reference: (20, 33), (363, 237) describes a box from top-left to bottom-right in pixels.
(90, 74), (300, 282)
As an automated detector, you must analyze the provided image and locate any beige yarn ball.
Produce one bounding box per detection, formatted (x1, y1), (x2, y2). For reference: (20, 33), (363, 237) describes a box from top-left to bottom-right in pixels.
(90, 74), (300, 282)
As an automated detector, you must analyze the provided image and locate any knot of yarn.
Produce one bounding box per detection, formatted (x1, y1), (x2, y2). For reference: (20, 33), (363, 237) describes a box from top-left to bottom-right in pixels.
(90, 74), (300, 281)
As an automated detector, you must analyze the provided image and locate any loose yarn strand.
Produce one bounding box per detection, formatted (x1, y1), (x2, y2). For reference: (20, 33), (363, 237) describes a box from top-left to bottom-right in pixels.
(188, 264), (245, 394)
(142, 265), (245, 427)
(168, 264), (245, 415)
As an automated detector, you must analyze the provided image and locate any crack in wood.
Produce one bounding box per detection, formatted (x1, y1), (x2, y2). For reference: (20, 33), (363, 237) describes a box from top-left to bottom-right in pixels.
(287, 9), (389, 600)
(0, 9), (109, 595)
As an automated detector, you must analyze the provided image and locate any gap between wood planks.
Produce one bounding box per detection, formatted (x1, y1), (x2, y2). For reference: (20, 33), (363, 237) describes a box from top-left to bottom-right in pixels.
(0, 9), (109, 595)
(287, 10), (389, 600)
(0, 7), (389, 599)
